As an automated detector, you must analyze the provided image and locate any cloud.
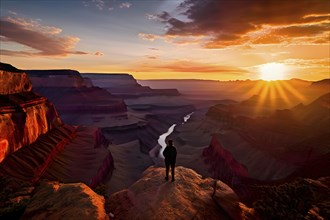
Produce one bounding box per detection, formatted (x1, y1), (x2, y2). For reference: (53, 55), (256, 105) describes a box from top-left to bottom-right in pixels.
(145, 55), (158, 59)
(281, 58), (330, 68)
(119, 2), (132, 9)
(154, 0), (329, 48)
(149, 48), (159, 51)
(94, 51), (104, 56)
(8, 10), (17, 15)
(93, 0), (105, 10)
(138, 33), (159, 41)
(138, 60), (248, 74)
(139, 32), (209, 45)
(0, 16), (87, 56)
(145, 13), (158, 20)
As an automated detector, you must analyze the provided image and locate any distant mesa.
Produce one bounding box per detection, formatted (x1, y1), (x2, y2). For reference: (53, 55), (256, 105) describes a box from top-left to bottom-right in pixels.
(25, 69), (81, 77)
(0, 63), (24, 73)
(83, 73), (180, 98)
(24, 69), (128, 125)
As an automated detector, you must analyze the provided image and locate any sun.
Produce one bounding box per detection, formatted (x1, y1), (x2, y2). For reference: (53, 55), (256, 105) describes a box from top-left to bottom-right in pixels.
(259, 63), (286, 81)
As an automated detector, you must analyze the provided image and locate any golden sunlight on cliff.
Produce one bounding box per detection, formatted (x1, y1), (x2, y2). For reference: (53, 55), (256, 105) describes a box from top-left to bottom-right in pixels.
(0, 139), (9, 163)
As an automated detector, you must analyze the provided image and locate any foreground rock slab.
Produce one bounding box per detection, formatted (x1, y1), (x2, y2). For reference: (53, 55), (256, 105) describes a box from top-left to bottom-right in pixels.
(106, 166), (254, 220)
(22, 181), (108, 220)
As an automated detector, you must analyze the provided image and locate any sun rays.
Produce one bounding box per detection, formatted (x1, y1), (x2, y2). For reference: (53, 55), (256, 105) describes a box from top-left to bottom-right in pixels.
(245, 80), (307, 116)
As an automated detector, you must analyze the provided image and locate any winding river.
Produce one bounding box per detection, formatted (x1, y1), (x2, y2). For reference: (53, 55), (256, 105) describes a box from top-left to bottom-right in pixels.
(158, 112), (194, 158)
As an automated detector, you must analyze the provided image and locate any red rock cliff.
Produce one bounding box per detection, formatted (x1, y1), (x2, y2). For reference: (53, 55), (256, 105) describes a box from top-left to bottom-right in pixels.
(0, 63), (61, 162)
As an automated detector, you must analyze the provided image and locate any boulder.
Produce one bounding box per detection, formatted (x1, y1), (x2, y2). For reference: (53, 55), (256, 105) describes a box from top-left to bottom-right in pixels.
(22, 181), (108, 220)
(213, 180), (256, 220)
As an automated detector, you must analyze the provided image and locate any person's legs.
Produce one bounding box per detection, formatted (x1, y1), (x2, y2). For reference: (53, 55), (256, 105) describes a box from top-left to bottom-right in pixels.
(165, 161), (169, 181)
(171, 163), (175, 182)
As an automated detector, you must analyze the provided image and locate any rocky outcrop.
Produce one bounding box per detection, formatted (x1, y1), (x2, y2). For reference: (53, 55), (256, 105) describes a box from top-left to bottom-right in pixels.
(0, 125), (114, 187)
(203, 135), (249, 182)
(0, 63), (61, 163)
(0, 63), (32, 94)
(83, 73), (139, 88)
(106, 166), (255, 220)
(21, 181), (107, 220)
(0, 62), (114, 188)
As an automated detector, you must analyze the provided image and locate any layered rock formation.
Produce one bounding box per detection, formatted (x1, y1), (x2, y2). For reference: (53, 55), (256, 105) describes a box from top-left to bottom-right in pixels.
(202, 92), (330, 184)
(0, 62), (114, 188)
(0, 63), (60, 163)
(21, 181), (107, 220)
(106, 166), (255, 220)
(0, 63), (32, 94)
(84, 73), (180, 98)
(26, 69), (87, 87)
(25, 70), (128, 126)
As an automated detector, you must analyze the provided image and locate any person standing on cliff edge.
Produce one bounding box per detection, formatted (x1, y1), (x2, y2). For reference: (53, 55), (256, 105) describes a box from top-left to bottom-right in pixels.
(163, 140), (177, 182)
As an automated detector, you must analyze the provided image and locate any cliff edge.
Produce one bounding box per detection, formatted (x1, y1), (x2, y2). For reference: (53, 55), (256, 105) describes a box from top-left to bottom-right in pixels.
(106, 166), (254, 220)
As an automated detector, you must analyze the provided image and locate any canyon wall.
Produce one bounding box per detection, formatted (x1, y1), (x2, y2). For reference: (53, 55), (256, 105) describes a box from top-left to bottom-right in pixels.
(203, 93), (330, 183)
(25, 70), (128, 126)
(0, 63), (61, 163)
(0, 63), (114, 188)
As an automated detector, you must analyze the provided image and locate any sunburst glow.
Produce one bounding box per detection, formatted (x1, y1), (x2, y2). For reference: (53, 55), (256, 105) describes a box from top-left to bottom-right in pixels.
(259, 63), (286, 81)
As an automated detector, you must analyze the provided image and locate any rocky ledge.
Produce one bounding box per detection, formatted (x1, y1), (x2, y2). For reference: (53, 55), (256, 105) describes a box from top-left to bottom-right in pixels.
(21, 181), (107, 220)
(106, 166), (254, 220)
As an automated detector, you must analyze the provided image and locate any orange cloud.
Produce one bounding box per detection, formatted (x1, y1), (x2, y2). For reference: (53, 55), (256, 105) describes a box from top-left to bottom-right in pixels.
(94, 51), (104, 56)
(153, 0), (329, 48)
(0, 16), (87, 56)
(137, 60), (248, 75)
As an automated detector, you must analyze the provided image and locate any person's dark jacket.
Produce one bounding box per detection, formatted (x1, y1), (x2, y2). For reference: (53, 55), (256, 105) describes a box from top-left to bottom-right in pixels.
(163, 145), (177, 164)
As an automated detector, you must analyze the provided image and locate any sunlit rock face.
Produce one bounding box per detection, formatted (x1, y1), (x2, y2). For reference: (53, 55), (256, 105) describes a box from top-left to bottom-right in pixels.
(22, 181), (107, 220)
(106, 166), (255, 220)
(0, 124), (114, 188)
(0, 63), (32, 95)
(0, 63), (114, 188)
(0, 63), (61, 163)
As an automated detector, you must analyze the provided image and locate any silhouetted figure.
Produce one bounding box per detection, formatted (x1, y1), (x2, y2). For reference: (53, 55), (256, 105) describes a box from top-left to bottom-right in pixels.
(163, 140), (177, 182)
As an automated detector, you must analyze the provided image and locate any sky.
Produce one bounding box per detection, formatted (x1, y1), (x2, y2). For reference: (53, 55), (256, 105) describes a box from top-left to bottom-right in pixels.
(0, 0), (329, 80)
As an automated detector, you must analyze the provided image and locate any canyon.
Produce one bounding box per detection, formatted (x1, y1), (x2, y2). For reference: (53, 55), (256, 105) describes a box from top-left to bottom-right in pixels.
(1, 62), (329, 219)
